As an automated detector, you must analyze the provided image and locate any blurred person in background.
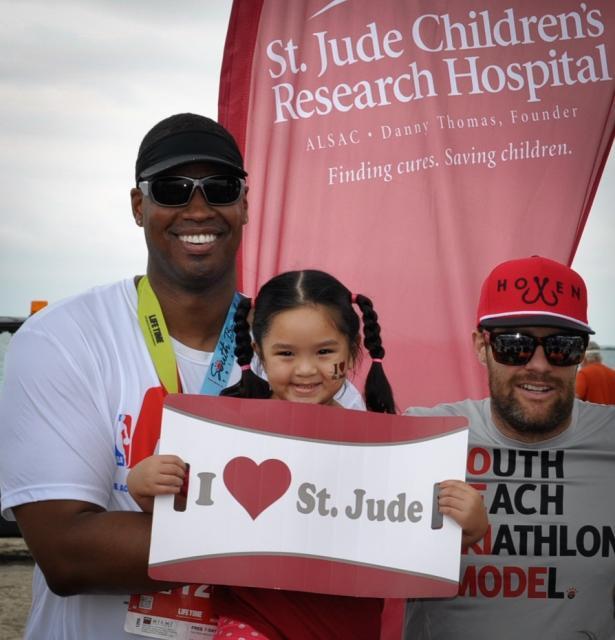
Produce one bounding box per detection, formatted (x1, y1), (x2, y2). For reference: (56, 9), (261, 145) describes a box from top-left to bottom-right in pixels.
(576, 340), (615, 404)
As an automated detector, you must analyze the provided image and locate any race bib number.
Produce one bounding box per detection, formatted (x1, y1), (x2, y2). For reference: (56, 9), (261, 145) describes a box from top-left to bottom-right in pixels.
(125, 584), (217, 639)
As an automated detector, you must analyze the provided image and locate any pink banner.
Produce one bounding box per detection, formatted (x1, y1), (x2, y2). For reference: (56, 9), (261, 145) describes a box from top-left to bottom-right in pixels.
(219, 0), (615, 412)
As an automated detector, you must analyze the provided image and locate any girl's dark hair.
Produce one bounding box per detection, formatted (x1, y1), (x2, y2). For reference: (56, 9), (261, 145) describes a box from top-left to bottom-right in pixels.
(221, 270), (396, 413)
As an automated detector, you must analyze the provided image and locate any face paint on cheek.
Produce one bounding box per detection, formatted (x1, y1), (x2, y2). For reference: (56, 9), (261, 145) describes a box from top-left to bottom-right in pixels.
(331, 361), (347, 380)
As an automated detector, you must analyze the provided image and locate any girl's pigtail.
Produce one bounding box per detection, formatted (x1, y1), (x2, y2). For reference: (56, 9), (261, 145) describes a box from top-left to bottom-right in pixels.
(354, 294), (396, 414)
(221, 297), (271, 399)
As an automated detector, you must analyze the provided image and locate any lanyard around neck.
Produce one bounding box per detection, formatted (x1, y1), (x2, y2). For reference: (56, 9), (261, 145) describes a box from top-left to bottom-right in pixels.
(136, 276), (241, 395)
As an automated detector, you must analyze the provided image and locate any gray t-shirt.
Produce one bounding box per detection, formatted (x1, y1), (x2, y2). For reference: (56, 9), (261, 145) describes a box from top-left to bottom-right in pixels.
(405, 398), (615, 640)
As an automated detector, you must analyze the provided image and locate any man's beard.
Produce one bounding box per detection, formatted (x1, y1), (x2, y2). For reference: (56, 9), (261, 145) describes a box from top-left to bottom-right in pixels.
(489, 371), (575, 436)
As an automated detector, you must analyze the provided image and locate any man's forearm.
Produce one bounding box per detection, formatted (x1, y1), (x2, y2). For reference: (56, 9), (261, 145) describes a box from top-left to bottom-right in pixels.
(15, 500), (181, 596)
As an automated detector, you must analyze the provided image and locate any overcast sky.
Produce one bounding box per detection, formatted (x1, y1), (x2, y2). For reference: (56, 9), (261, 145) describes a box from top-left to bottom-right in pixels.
(1, 0), (613, 344)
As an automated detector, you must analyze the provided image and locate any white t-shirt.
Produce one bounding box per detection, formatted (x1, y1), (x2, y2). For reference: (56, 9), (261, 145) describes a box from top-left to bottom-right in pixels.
(0, 278), (364, 640)
(404, 398), (615, 640)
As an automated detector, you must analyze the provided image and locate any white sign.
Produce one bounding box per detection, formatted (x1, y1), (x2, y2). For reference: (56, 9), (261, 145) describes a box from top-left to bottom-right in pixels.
(149, 395), (468, 598)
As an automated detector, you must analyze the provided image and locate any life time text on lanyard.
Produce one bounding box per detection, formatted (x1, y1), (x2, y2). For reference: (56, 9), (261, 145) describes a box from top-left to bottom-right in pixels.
(126, 276), (241, 639)
(137, 275), (241, 395)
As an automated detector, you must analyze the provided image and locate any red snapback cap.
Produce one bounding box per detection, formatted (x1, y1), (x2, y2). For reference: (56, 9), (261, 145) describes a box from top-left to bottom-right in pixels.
(477, 256), (594, 334)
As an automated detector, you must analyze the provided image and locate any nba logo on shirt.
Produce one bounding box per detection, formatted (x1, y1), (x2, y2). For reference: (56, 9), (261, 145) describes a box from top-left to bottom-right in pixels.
(115, 386), (167, 471)
(115, 413), (133, 467)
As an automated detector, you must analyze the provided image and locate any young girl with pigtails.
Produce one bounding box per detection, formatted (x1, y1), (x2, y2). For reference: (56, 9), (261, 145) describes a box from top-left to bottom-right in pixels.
(127, 270), (488, 640)
(221, 269), (395, 414)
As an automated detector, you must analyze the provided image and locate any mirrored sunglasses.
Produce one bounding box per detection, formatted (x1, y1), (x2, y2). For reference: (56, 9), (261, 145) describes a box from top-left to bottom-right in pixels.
(484, 331), (588, 367)
(139, 175), (245, 207)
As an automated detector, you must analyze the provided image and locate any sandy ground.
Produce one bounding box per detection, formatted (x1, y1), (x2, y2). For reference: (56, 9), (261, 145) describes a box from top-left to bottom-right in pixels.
(0, 562), (32, 639)
(0, 537), (33, 640)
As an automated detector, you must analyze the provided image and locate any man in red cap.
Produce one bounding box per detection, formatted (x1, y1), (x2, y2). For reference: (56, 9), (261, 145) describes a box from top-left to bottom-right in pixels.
(405, 256), (615, 639)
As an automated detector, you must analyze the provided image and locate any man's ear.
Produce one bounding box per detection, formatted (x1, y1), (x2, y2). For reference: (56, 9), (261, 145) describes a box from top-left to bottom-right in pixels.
(473, 329), (488, 367)
(130, 187), (144, 226)
(240, 187), (249, 225)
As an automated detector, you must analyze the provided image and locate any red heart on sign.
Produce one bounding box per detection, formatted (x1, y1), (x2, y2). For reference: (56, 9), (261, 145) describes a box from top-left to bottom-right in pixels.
(223, 457), (292, 520)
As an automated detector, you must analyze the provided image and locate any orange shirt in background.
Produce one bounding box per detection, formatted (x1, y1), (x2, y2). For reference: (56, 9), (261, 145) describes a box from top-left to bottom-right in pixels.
(576, 363), (615, 405)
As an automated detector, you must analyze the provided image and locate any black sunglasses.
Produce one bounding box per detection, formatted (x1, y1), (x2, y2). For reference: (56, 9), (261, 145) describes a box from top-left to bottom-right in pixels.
(484, 331), (588, 367)
(138, 175), (245, 207)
